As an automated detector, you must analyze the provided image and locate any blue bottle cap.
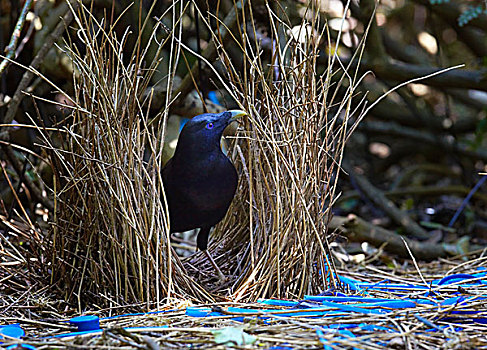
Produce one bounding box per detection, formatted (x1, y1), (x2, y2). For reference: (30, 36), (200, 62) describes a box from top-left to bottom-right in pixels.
(69, 315), (100, 331)
(0, 324), (25, 339)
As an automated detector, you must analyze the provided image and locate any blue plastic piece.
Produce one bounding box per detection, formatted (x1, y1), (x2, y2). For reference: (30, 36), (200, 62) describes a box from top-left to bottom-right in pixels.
(304, 296), (420, 308)
(185, 307), (222, 317)
(355, 300), (417, 308)
(320, 301), (384, 315)
(316, 328), (329, 349)
(437, 274), (481, 285)
(326, 323), (358, 329)
(0, 324), (25, 339)
(448, 175), (486, 227)
(305, 295), (385, 302)
(356, 283), (429, 290)
(69, 315), (100, 332)
(208, 91), (222, 105)
(415, 314), (440, 331)
(441, 296), (467, 306)
(317, 327), (361, 350)
(359, 323), (395, 332)
(184, 307), (251, 322)
(227, 306), (322, 318)
(258, 299), (299, 307)
(6, 345), (36, 350)
(185, 307), (211, 317)
(337, 276), (360, 290)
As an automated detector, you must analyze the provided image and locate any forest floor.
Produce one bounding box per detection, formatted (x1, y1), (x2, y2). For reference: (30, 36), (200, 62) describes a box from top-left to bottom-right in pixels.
(2, 248), (487, 349)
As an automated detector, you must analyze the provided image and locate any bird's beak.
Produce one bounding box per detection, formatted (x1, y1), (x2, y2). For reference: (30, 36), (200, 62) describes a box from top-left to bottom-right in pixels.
(227, 110), (248, 124)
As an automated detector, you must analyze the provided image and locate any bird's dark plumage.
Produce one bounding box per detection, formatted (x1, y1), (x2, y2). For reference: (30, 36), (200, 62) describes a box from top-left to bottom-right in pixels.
(162, 110), (246, 256)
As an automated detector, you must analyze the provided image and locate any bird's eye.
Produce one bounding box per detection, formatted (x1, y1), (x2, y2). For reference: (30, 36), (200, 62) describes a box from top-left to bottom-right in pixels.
(206, 122), (214, 129)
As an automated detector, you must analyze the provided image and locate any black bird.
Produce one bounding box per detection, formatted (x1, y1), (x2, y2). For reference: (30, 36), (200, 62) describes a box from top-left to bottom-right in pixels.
(162, 110), (247, 279)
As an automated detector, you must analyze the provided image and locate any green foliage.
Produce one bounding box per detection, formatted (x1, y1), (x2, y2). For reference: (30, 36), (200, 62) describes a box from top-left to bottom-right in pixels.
(401, 198), (414, 211)
(468, 117), (487, 150)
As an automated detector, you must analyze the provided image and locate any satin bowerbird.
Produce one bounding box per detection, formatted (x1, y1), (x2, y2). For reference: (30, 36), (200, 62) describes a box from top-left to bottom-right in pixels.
(162, 110), (247, 280)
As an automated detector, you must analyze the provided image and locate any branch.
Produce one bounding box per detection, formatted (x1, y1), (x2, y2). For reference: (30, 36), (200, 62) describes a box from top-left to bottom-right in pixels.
(0, 1), (78, 212)
(358, 120), (487, 161)
(334, 214), (476, 260)
(0, 1), (78, 127)
(362, 59), (487, 91)
(338, 184), (487, 206)
(171, 1), (243, 109)
(0, 0), (33, 76)
(343, 161), (430, 240)
(364, 92), (479, 134)
(359, 0), (386, 63)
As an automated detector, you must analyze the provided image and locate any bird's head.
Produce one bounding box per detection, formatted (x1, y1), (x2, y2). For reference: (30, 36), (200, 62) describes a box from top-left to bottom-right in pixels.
(175, 110), (247, 155)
